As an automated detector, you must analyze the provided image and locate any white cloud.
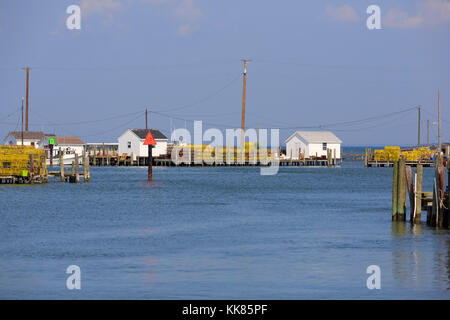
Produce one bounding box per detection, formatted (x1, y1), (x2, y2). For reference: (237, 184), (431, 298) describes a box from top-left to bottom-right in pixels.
(384, 8), (423, 28)
(324, 4), (361, 23)
(385, 0), (450, 28)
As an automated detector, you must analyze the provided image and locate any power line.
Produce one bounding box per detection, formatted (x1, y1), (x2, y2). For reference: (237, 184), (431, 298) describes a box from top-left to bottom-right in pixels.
(78, 113), (143, 139)
(275, 106), (417, 130)
(152, 74), (241, 112)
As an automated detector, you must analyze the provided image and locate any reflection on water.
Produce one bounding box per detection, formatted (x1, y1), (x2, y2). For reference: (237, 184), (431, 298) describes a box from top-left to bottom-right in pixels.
(392, 222), (449, 291)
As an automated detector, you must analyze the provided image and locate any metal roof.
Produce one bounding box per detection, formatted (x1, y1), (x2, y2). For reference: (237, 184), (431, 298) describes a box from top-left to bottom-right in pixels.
(131, 129), (168, 140)
(54, 136), (86, 145)
(285, 131), (342, 144)
(5, 131), (44, 140)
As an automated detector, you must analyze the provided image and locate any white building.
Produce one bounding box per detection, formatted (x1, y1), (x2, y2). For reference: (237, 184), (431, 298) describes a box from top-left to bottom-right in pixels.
(3, 131), (46, 147)
(118, 129), (168, 160)
(285, 131), (342, 159)
(52, 136), (86, 157)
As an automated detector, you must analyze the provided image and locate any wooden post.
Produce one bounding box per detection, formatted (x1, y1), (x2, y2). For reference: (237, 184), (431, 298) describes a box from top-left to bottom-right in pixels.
(326, 149), (330, 167)
(437, 162), (445, 227)
(59, 148), (64, 182)
(83, 150), (87, 182)
(102, 142), (105, 166)
(406, 165), (414, 221)
(414, 164), (423, 224)
(392, 161), (399, 220)
(438, 90), (441, 152)
(29, 153), (34, 184)
(22, 66), (30, 131)
(75, 153), (80, 183)
(417, 105), (421, 147)
(397, 158), (406, 220)
(431, 181), (437, 226)
(85, 152), (90, 182)
(333, 148), (336, 167)
(364, 148), (368, 167)
(240, 59), (251, 152)
(447, 160), (450, 228)
(148, 145), (153, 181)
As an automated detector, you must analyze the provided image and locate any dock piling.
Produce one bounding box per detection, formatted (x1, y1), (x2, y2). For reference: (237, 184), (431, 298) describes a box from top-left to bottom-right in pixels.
(414, 164), (423, 223)
(29, 152), (34, 184)
(397, 158), (406, 221)
(405, 165), (414, 220)
(59, 148), (64, 182)
(392, 161), (399, 220)
(75, 154), (80, 183)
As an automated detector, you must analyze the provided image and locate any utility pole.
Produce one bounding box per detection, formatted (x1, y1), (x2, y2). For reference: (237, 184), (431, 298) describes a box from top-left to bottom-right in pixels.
(438, 90), (441, 153)
(240, 59), (251, 150)
(417, 105), (421, 147)
(145, 108), (148, 130)
(427, 119), (429, 146)
(22, 67), (31, 131)
(21, 97), (24, 146)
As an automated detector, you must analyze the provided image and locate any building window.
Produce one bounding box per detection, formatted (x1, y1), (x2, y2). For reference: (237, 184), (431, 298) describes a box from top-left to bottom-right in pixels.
(322, 142), (327, 151)
(127, 141), (131, 148)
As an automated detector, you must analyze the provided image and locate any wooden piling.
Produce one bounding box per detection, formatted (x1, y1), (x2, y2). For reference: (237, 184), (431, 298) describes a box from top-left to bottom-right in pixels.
(447, 160), (450, 228)
(83, 151), (87, 182)
(437, 163), (445, 228)
(397, 158), (406, 220)
(29, 153), (34, 184)
(333, 149), (336, 167)
(430, 163), (439, 226)
(75, 153), (80, 183)
(59, 148), (64, 182)
(327, 149), (330, 167)
(364, 148), (368, 167)
(392, 161), (399, 220)
(414, 164), (423, 224)
(405, 165), (414, 221)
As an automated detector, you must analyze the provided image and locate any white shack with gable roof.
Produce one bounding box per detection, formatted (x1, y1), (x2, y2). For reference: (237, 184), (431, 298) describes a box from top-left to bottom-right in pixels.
(285, 131), (342, 159)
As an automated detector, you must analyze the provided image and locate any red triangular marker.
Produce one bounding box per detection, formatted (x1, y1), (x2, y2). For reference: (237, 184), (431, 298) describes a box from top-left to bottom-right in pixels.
(143, 131), (157, 146)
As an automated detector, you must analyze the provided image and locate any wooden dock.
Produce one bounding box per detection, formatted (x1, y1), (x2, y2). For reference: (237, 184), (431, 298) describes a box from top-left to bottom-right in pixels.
(47, 149), (90, 183)
(364, 147), (435, 168)
(86, 155), (342, 167)
(392, 156), (449, 228)
(367, 160), (434, 167)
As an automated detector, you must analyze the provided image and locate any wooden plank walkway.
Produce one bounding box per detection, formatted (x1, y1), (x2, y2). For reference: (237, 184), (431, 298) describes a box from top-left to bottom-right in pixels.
(87, 155), (343, 167)
(367, 160), (434, 167)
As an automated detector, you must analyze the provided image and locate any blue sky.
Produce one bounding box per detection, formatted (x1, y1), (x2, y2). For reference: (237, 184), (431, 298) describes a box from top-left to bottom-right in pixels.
(0, 0), (449, 145)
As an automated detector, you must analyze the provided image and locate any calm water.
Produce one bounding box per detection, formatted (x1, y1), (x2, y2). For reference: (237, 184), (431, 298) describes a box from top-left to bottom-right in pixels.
(0, 149), (449, 299)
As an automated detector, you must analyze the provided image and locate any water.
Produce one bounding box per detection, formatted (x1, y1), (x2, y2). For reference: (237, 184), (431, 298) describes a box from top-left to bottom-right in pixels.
(0, 148), (449, 299)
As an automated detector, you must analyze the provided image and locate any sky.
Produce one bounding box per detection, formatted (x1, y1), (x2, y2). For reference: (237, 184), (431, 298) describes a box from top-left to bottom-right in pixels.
(0, 0), (449, 146)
